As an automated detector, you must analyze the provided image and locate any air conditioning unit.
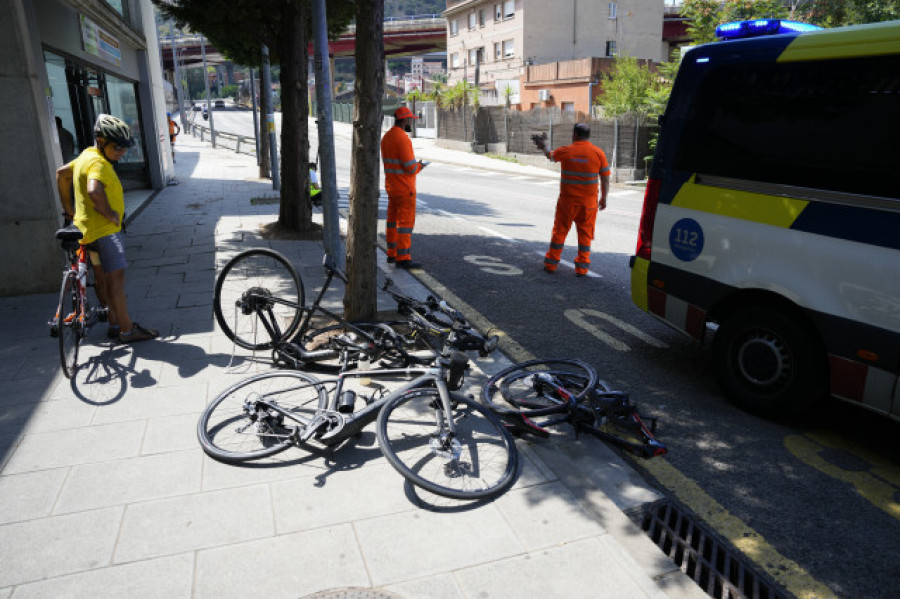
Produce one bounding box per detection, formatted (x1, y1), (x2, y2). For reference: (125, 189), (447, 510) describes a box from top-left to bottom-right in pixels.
(538, 89), (551, 101)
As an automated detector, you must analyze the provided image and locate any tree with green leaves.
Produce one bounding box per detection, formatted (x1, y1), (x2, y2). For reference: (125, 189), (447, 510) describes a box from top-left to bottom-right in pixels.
(682, 0), (789, 44)
(789, 0), (900, 26)
(595, 56), (658, 118)
(153, 0), (355, 234)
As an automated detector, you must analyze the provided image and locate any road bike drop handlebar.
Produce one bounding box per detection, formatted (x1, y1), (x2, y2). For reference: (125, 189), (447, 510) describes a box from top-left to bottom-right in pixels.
(381, 279), (500, 357)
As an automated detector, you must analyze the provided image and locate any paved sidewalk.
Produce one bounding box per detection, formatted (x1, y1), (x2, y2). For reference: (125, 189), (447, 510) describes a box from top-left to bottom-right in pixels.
(0, 132), (705, 599)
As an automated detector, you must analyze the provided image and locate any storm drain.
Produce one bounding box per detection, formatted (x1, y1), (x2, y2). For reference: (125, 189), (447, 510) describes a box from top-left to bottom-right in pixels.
(629, 501), (787, 599)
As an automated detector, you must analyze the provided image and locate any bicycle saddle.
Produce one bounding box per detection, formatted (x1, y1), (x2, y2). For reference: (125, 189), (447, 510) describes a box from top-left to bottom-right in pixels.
(55, 224), (83, 251)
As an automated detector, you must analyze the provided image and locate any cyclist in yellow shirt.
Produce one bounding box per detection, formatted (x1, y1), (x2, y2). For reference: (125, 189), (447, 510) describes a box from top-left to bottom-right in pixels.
(56, 114), (158, 343)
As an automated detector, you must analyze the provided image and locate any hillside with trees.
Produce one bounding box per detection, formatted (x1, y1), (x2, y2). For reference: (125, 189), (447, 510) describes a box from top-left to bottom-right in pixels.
(385, 0), (445, 17)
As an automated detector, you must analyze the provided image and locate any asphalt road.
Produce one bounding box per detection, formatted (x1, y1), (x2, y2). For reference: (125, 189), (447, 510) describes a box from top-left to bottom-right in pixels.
(208, 109), (900, 599)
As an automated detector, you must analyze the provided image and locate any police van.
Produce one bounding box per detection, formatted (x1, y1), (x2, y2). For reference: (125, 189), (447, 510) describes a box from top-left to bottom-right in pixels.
(629, 19), (900, 419)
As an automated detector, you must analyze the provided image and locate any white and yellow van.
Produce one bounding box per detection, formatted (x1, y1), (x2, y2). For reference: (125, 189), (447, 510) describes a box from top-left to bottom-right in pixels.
(630, 19), (900, 418)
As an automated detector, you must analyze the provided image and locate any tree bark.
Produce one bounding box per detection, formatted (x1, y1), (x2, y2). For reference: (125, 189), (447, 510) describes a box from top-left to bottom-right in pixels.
(343, 0), (385, 320)
(277, 0), (312, 231)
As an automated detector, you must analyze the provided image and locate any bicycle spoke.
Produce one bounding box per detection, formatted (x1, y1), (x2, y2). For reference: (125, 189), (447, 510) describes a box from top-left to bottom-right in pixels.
(378, 390), (517, 500)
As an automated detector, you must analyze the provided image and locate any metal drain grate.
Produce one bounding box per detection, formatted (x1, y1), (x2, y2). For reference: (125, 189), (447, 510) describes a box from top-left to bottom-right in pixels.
(629, 501), (787, 599)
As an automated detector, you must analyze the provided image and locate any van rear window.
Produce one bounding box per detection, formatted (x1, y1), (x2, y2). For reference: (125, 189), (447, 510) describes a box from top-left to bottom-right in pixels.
(674, 54), (900, 199)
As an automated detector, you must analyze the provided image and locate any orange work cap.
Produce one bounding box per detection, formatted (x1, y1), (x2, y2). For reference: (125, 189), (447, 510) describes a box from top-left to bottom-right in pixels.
(394, 106), (418, 119)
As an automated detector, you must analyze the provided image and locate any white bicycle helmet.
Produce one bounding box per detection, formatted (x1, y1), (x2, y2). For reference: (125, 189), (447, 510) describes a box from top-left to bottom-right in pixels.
(94, 114), (136, 147)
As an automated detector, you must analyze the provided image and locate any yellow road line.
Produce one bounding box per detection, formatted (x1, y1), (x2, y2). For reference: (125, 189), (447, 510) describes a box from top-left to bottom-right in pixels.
(409, 267), (837, 599)
(380, 240), (841, 597)
(643, 458), (837, 599)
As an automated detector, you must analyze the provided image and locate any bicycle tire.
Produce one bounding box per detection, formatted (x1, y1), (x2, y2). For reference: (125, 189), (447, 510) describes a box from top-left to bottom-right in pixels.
(198, 370), (324, 463)
(480, 358), (599, 417)
(377, 389), (518, 500)
(57, 270), (82, 379)
(213, 249), (305, 350)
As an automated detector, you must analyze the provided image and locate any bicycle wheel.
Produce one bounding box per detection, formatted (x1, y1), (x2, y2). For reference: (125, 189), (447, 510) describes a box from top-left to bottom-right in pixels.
(198, 370), (324, 463)
(214, 249), (305, 350)
(377, 389), (518, 500)
(481, 358), (599, 417)
(57, 270), (82, 379)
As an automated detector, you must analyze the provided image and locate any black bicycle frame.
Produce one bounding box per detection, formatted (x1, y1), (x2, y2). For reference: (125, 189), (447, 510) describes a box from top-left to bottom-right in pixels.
(251, 365), (458, 448)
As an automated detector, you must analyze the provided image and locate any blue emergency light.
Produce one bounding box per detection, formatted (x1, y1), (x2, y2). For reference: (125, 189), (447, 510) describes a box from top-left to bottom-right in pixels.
(715, 19), (823, 40)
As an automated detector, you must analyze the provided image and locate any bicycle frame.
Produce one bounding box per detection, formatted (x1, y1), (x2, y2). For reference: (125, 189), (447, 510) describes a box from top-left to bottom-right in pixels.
(244, 364), (460, 448)
(499, 375), (668, 458)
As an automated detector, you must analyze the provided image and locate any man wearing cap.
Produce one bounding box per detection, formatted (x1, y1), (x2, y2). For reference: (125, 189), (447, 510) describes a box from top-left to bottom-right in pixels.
(532, 123), (610, 277)
(381, 106), (428, 269)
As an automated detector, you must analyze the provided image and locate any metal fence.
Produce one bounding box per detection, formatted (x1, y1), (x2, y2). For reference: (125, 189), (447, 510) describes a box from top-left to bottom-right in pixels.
(437, 106), (654, 171)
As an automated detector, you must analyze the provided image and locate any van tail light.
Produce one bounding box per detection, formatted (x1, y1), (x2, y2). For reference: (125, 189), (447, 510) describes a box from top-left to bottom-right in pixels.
(635, 178), (662, 260)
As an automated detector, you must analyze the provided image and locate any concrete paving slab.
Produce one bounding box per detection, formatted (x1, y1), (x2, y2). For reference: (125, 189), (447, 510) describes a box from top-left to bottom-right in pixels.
(54, 450), (201, 514)
(114, 484), (274, 563)
(0, 395), (95, 436)
(194, 524), (370, 599)
(382, 573), (466, 599)
(354, 504), (524, 586)
(494, 480), (605, 551)
(88, 381), (207, 424)
(8, 553), (194, 599)
(0, 506), (123, 588)
(0, 467), (67, 525)
(453, 536), (664, 599)
(3, 419), (146, 474)
(271, 462), (413, 533)
(140, 412), (202, 455)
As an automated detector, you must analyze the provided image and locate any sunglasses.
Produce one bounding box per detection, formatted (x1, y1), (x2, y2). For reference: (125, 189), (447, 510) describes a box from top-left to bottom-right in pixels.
(112, 144), (129, 151)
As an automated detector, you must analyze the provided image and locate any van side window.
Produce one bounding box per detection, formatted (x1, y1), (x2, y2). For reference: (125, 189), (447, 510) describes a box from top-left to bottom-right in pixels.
(674, 54), (900, 199)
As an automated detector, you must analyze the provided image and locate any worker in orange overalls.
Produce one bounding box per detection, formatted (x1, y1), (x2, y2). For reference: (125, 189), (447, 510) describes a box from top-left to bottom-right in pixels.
(533, 123), (610, 277)
(381, 106), (428, 269)
(167, 112), (180, 163)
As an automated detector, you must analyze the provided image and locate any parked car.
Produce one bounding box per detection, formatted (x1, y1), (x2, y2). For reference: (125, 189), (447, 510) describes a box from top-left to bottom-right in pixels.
(214, 100), (225, 108)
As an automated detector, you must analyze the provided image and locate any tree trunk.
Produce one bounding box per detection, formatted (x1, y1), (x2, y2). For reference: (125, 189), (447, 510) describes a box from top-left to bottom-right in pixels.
(277, 0), (312, 231)
(258, 58), (270, 179)
(343, 0), (385, 321)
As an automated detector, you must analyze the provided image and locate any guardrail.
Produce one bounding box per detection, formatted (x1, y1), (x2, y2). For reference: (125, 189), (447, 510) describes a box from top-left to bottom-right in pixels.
(189, 121), (257, 157)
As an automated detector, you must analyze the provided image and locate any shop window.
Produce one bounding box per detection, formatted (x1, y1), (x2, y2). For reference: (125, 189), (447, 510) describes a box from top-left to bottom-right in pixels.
(106, 74), (144, 166)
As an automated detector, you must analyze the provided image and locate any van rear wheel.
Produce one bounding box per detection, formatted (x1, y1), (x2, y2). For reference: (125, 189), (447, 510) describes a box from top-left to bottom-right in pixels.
(712, 306), (827, 417)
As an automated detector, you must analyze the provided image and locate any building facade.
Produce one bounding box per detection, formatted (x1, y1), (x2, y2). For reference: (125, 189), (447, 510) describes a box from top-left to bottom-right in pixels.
(444, 0), (666, 108)
(1, 0), (171, 295)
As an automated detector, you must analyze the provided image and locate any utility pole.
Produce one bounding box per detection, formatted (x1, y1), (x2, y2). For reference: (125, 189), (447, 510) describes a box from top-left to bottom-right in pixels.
(249, 69), (260, 164)
(261, 44), (280, 191)
(169, 19), (187, 133)
(201, 37), (215, 147)
(312, 0), (344, 269)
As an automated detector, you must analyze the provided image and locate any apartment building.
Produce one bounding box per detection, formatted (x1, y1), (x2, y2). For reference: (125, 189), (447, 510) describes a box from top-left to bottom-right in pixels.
(444, 0), (666, 108)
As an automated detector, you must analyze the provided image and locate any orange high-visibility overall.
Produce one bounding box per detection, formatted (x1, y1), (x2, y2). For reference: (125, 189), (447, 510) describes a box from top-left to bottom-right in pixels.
(381, 125), (423, 264)
(544, 140), (610, 275)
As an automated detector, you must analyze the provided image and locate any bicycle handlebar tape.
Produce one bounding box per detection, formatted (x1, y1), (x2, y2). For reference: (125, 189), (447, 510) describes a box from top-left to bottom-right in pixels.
(446, 350), (469, 391)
